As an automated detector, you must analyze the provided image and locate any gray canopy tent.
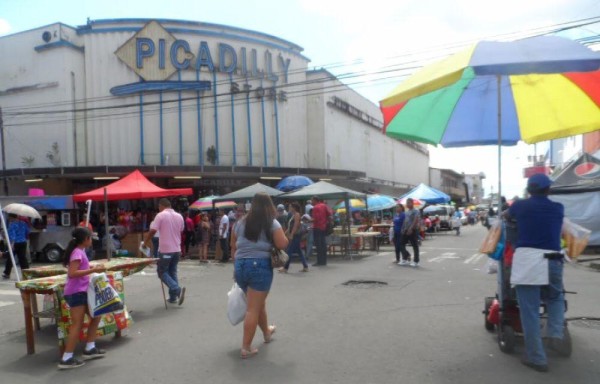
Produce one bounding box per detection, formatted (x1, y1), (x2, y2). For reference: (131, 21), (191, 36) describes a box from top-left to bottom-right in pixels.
(279, 181), (368, 257)
(212, 183), (283, 203)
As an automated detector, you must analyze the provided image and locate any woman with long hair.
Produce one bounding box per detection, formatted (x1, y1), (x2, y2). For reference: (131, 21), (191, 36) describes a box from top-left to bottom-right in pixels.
(279, 202), (308, 273)
(59, 227), (107, 369)
(230, 192), (289, 359)
(198, 213), (212, 262)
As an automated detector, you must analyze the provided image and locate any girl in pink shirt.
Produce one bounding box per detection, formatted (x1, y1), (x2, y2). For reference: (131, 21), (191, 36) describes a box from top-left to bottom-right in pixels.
(59, 227), (106, 370)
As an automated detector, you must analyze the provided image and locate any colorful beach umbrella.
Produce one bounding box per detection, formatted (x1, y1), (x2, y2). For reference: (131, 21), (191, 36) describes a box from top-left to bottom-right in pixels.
(380, 35), (600, 200)
(190, 195), (237, 211)
(334, 198), (366, 213)
(398, 197), (424, 208)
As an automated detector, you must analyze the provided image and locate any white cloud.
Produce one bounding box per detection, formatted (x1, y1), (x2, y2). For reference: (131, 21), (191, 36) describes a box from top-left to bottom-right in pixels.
(0, 19), (11, 36)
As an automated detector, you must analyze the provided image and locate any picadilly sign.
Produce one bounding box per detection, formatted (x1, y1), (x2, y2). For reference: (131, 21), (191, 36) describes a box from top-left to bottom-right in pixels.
(115, 21), (292, 83)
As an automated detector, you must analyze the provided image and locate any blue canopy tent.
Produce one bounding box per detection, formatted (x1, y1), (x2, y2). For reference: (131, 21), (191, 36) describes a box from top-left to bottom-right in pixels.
(399, 183), (450, 204)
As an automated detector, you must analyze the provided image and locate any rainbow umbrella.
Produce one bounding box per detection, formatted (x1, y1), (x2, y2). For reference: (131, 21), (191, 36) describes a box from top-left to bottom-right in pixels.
(398, 197), (424, 208)
(190, 195), (237, 211)
(380, 35), (600, 201)
(334, 198), (366, 213)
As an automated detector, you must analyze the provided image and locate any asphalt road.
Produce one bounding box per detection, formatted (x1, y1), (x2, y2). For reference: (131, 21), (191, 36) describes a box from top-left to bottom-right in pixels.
(0, 225), (599, 383)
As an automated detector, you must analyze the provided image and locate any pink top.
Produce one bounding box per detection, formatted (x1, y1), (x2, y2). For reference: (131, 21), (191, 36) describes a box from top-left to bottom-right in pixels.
(64, 248), (90, 296)
(151, 208), (184, 253)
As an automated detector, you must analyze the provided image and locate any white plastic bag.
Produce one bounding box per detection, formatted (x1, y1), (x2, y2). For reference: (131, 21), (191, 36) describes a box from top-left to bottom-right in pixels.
(87, 273), (123, 317)
(227, 283), (247, 326)
(486, 259), (498, 274)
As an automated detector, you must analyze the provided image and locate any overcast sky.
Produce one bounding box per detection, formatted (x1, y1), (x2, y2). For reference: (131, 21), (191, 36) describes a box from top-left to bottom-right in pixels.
(1, 0), (599, 197)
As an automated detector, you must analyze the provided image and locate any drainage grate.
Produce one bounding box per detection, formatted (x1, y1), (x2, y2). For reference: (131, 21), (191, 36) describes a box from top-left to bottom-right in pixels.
(568, 317), (600, 331)
(342, 279), (388, 287)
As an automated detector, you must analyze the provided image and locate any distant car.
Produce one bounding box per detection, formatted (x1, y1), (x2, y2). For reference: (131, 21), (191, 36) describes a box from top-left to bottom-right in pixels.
(423, 205), (455, 230)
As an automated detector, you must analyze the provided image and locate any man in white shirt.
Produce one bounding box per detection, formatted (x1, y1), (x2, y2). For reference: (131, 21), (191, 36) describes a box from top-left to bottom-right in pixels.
(218, 210), (230, 262)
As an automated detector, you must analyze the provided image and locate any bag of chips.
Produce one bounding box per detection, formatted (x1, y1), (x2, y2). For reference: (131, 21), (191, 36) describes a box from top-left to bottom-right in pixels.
(479, 220), (502, 255)
(562, 218), (591, 260)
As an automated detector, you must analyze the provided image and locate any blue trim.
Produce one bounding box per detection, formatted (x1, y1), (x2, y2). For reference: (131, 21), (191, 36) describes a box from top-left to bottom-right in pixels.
(213, 71), (219, 165)
(230, 74), (237, 166)
(178, 72), (183, 165)
(159, 91), (164, 165)
(246, 90), (253, 166)
(110, 81), (211, 96)
(196, 70), (203, 165)
(34, 40), (84, 53)
(139, 92), (145, 165)
(260, 82), (267, 166)
(274, 91), (281, 167)
(82, 18), (304, 52)
(77, 26), (309, 61)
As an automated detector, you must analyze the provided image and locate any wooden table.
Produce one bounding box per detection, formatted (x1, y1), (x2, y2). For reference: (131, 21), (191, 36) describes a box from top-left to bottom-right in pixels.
(22, 257), (155, 279)
(354, 232), (381, 252)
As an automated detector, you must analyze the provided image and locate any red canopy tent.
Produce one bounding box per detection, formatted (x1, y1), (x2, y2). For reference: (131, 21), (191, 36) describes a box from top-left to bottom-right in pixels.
(73, 170), (193, 202)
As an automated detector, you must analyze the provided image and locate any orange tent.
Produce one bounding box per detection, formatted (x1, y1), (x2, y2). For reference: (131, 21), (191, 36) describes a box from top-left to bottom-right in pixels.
(73, 170), (193, 202)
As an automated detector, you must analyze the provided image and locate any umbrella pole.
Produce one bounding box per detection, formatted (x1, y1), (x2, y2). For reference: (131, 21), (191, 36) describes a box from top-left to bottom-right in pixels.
(496, 75), (503, 213)
(0, 204), (20, 281)
(85, 199), (92, 228)
(104, 188), (111, 261)
(344, 193), (351, 258)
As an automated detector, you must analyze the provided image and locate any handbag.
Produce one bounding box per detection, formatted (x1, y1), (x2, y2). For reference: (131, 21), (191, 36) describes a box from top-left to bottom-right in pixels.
(271, 248), (289, 269)
(87, 273), (124, 317)
(227, 283), (247, 326)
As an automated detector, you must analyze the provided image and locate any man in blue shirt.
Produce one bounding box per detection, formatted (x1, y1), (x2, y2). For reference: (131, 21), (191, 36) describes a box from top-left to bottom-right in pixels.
(507, 174), (564, 373)
(2, 214), (30, 279)
(392, 205), (406, 264)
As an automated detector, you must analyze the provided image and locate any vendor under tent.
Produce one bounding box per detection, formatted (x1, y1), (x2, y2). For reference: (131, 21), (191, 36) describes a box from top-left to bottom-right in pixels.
(550, 152), (600, 246)
(399, 183), (451, 205)
(279, 181), (367, 258)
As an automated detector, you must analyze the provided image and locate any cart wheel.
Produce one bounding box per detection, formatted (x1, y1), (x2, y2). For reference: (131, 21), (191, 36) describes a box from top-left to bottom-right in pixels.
(44, 245), (64, 263)
(484, 297), (495, 332)
(498, 325), (516, 354)
(550, 326), (572, 357)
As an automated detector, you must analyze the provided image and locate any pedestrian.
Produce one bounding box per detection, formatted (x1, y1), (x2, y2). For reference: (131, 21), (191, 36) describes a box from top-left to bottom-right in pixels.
(392, 204), (406, 264)
(301, 208), (314, 261)
(2, 214), (30, 279)
(311, 196), (331, 266)
(399, 198), (421, 267)
(58, 227), (107, 369)
(279, 202), (309, 273)
(183, 211), (195, 257)
(230, 192), (289, 359)
(218, 209), (230, 262)
(142, 198), (186, 305)
(452, 210), (462, 236)
(198, 213), (212, 263)
(506, 174), (564, 373)
(275, 204), (288, 232)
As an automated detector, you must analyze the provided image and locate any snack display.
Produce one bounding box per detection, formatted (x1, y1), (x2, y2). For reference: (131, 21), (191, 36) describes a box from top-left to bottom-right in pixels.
(479, 220), (502, 254)
(562, 218), (591, 260)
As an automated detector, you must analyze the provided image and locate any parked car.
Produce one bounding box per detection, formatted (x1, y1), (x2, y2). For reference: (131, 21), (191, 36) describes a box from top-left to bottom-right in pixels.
(423, 205), (455, 230)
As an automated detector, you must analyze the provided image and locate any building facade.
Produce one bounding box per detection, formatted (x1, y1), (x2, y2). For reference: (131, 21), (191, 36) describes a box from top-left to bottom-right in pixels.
(0, 18), (429, 197)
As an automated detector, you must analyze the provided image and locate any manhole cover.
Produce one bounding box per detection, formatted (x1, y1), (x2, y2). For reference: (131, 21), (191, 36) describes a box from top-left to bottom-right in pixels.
(569, 317), (600, 331)
(342, 280), (388, 287)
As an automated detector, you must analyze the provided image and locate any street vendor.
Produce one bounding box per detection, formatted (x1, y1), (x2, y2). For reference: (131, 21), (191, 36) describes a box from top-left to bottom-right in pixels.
(506, 173), (564, 373)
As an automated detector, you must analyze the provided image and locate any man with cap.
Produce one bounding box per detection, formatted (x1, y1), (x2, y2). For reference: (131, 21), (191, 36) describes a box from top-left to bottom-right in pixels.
(506, 173), (564, 372)
(276, 204), (289, 232)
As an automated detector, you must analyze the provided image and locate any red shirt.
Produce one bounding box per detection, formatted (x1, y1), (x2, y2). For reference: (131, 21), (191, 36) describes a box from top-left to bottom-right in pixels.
(312, 202), (330, 231)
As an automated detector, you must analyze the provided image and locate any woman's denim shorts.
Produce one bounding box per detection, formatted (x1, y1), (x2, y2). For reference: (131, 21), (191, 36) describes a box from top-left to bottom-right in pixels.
(64, 291), (88, 308)
(234, 258), (273, 292)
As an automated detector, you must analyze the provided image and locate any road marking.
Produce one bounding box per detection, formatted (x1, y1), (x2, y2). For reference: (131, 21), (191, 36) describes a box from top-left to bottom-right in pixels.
(0, 289), (20, 296)
(428, 252), (459, 263)
(464, 254), (485, 264)
(0, 301), (15, 308)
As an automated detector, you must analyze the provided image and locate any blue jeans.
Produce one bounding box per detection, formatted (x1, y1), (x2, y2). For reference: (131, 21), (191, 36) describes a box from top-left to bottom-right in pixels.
(515, 259), (564, 365)
(393, 232), (403, 262)
(284, 235), (308, 269)
(234, 258), (273, 292)
(157, 252), (181, 301)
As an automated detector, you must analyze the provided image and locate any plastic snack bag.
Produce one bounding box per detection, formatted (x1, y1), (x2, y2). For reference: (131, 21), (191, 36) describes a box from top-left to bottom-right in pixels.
(562, 218), (591, 260)
(227, 283), (247, 326)
(87, 273), (124, 317)
(479, 220), (502, 254)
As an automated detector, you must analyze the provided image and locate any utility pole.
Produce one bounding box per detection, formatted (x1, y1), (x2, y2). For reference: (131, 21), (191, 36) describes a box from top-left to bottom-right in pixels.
(0, 107), (7, 196)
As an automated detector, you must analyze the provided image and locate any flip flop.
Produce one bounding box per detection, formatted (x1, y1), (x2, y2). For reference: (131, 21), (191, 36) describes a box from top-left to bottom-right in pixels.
(264, 325), (276, 343)
(240, 347), (258, 359)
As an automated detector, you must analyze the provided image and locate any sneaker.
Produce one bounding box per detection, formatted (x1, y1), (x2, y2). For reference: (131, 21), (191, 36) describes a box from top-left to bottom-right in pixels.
(167, 299), (177, 304)
(398, 260), (409, 266)
(410, 261), (419, 267)
(83, 347), (106, 360)
(178, 286), (186, 306)
(1, 273), (9, 279)
(521, 359), (549, 372)
(58, 357), (85, 369)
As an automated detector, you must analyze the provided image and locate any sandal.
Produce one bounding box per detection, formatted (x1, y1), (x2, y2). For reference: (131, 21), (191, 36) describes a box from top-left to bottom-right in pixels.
(278, 268), (288, 273)
(264, 325), (276, 343)
(240, 347), (258, 359)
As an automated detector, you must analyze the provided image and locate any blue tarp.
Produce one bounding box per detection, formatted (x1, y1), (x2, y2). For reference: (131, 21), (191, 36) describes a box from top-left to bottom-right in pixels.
(399, 183), (451, 204)
(25, 196), (75, 210)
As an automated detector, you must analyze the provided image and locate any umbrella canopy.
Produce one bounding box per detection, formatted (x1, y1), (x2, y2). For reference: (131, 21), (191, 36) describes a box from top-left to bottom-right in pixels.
(213, 183), (283, 202)
(279, 181), (366, 200)
(400, 184), (450, 204)
(2, 203), (42, 219)
(381, 36), (600, 147)
(333, 198), (366, 213)
(190, 196), (237, 211)
(398, 197), (425, 208)
(73, 170), (192, 202)
(275, 175), (314, 192)
(366, 194), (398, 211)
